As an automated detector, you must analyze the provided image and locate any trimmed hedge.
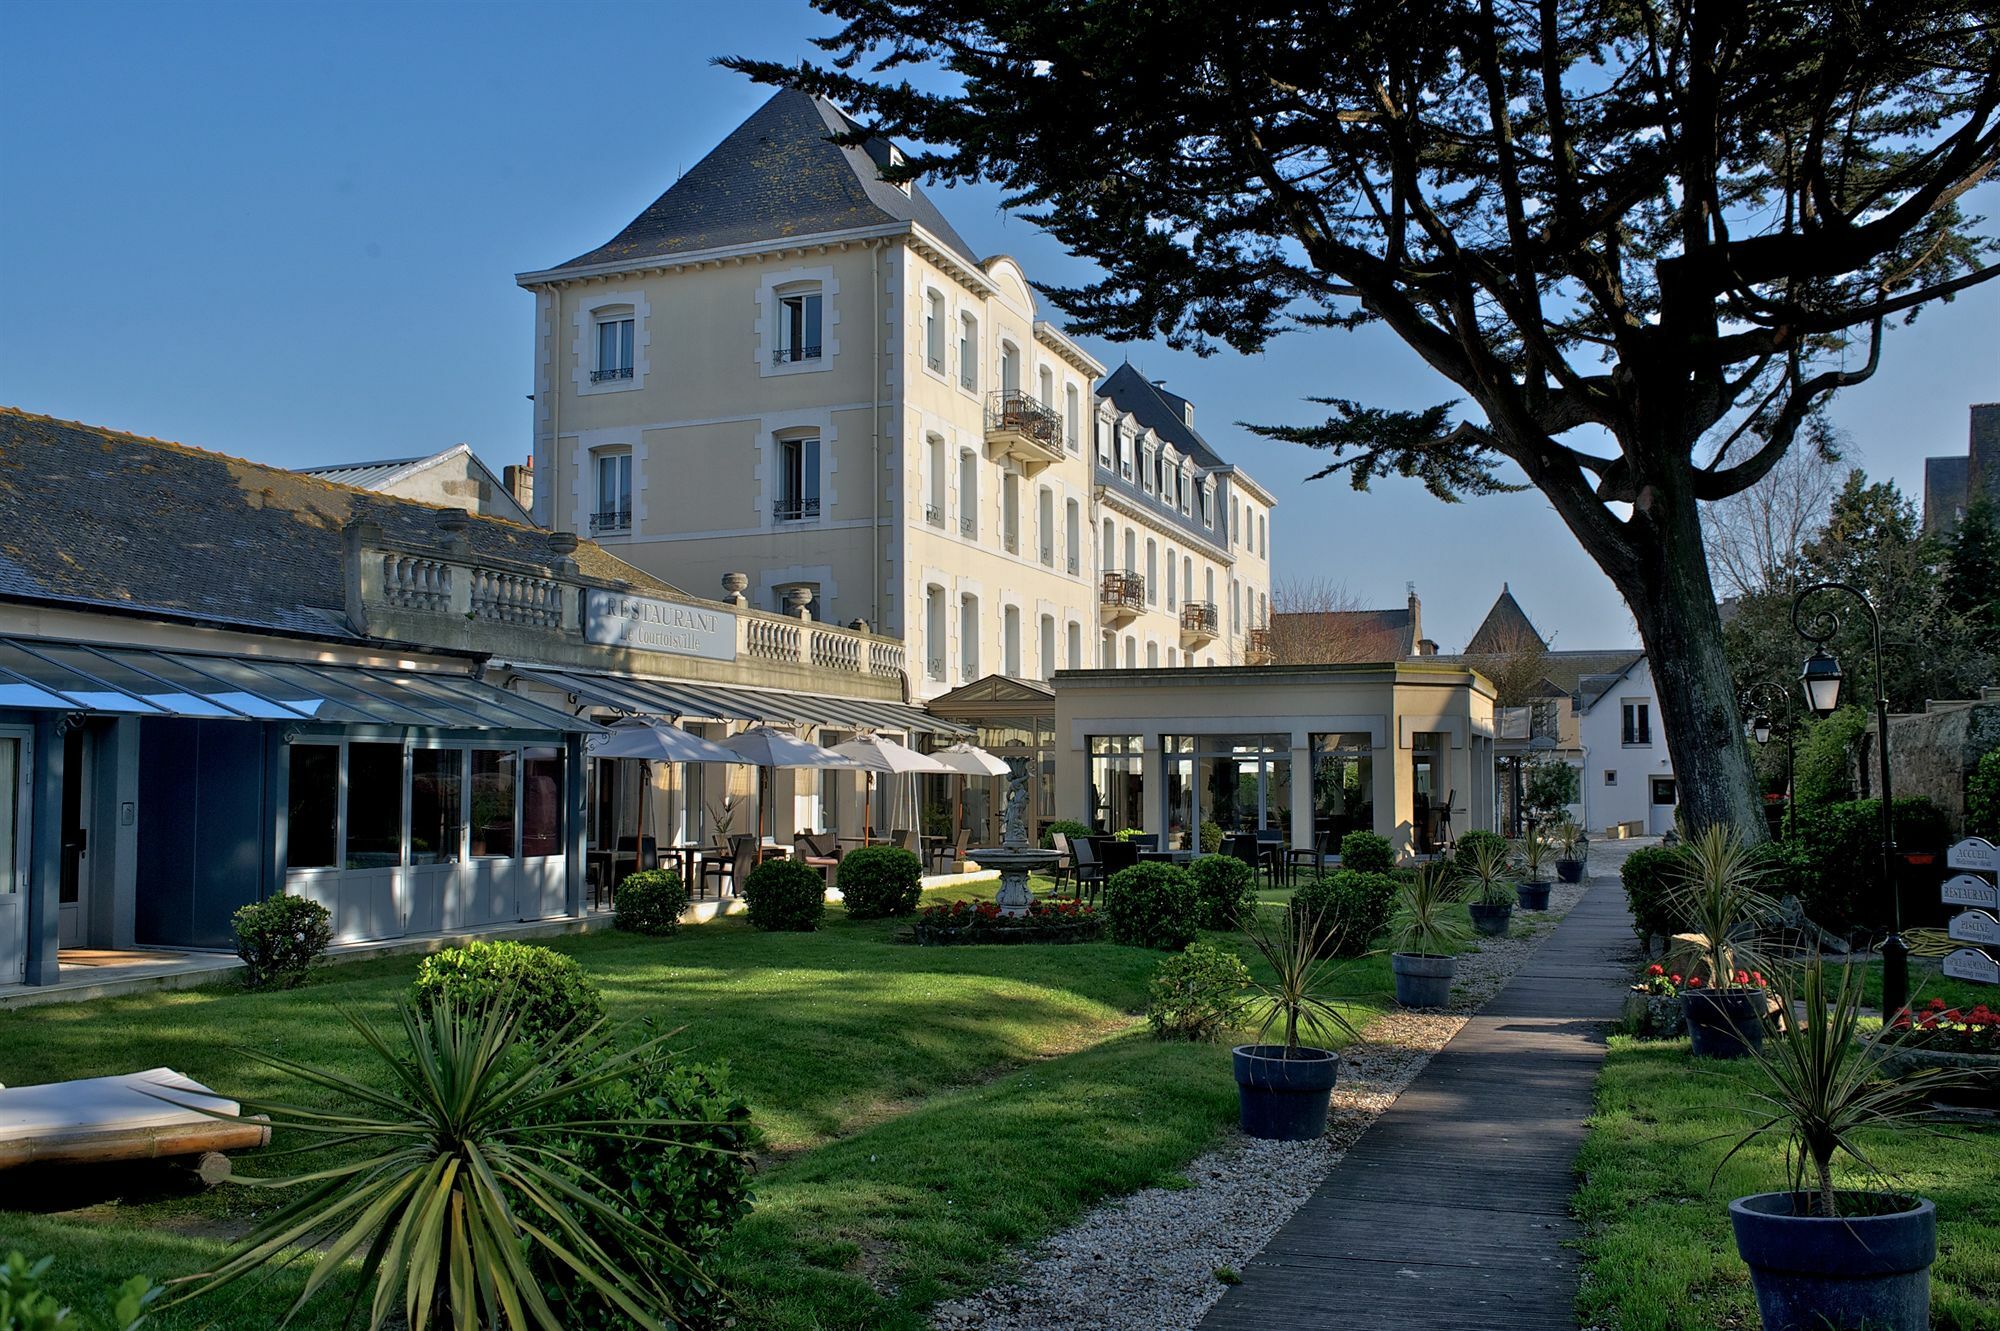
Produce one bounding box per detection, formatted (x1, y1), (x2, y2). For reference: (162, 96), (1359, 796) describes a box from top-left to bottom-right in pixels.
(742, 858), (827, 932)
(231, 893), (333, 990)
(1041, 819), (1091, 850)
(614, 869), (688, 937)
(1146, 941), (1250, 1042)
(1291, 869), (1399, 957)
(1103, 862), (1201, 950)
(1339, 830), (1394, 874)
(839, 845), (924, 919)
(1452, 829), (1511, 873)
(1791, 796), (1951, 928)
(1620, 845), (1685, 945)
(411, 940), (604, 1046)
(1189, 853), (1257, 930)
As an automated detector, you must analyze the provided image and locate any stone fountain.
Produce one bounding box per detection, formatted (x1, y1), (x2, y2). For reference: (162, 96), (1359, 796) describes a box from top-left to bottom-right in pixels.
(972, 757), (1060, 916)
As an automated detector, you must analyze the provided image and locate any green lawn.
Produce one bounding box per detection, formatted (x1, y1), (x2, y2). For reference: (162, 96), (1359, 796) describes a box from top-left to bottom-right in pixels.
(1575, 1036), (2000, 1331)
(1862, 955), (2000, 1013)
(1, 884), (1397, 1330)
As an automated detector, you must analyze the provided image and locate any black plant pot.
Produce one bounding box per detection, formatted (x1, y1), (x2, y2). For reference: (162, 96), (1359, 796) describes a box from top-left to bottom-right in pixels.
(1517, 879), (1552, 910)
(1233, 1044), (1339, 1141)
(1730, 1192), (1935, 1331)
(1391, 952), (1455, 1008)
(1467, 901), (1513, 936)
(1555, 858), (1584, 883)
(1684, 987), (1765, 1059)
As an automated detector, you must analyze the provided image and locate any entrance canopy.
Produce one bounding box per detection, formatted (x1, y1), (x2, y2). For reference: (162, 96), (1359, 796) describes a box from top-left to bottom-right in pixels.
(509, 665), (968, 738)
(0, 636), (593, 732)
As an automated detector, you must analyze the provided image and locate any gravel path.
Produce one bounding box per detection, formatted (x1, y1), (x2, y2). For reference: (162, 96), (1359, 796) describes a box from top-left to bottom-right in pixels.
(931, 872), (1603, 1331)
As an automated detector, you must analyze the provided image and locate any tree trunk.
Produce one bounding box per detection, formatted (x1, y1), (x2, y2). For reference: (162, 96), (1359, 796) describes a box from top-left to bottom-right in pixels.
(1615, 479), (1768, 842)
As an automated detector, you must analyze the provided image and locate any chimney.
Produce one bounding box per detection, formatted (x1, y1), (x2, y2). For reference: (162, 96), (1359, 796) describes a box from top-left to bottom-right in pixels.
(504, 457), (535, 515)
(1406, 582), (1421, 654)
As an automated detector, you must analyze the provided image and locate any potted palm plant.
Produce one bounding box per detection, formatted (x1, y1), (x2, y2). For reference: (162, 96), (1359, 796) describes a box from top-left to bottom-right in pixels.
(1552, 818), (1586, 883)
(1672, 824), (1781, 1059)
(1515, 824), (1553, 911)
(1386, 862), (1471, 1008)
(1460, 834), (1516, 936)
(1723, 960), (1974, 1331)
(1232, 901), (1361, 1140)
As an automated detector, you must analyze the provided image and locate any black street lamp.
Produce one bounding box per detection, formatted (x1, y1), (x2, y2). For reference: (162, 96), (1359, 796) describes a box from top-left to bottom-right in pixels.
(1739, 680), (1795, 841)
(1791, 581), (1906, 1015)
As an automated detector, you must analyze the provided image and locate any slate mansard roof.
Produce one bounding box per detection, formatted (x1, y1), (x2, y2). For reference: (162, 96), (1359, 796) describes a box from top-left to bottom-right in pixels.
(0, 408), (678, 641)
(530, 89), (982, 278)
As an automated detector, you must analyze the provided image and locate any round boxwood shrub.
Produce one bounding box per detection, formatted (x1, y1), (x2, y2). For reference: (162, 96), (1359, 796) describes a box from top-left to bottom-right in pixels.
(1291, 869), (1398, 957)
(839, 845), (924, 919)
(1452, 829), (1511, 873)
(231, 893), (334, 990)
(1103, 862), (1201, 950)
(411, 940), (604, 1047)
(1791, 795), (1951, 929)
(1189, 853), (1257, 930)
(1339, 830), (1394, 874)
(615, 869), (689, 937)
(1620, 845), (1687, 946)
(742, 858), (827, 932)
(1041, 818), (1092, 850)
(1146, 941), (1251, 1042)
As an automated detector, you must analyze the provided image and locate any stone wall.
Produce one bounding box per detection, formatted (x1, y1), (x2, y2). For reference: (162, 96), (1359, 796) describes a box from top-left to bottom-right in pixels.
(1867, 689), (2000, 831)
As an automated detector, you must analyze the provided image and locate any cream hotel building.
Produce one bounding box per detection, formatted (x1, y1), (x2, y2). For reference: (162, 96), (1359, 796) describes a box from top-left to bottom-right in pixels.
(516, 90), (1274, 701)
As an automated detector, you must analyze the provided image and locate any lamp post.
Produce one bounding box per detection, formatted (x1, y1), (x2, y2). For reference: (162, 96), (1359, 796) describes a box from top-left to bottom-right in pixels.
(1791, 581), (1905, 1016)
(1739, 681), (1796, 842)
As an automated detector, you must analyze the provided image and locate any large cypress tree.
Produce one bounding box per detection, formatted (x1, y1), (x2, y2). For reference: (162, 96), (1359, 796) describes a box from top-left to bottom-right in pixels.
(727, 1), (2000, 835)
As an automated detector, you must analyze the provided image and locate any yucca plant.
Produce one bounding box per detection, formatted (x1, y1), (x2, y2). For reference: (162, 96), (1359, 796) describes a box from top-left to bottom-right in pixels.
(1717, 959), (1975, 1218)
(1241, 901), (1362, 1056)
(1670, 824), (1782, 987)
(171, 995), (727, 1331)
(1384, 862), (1471, 957)
(1458, 834), (1517, 907)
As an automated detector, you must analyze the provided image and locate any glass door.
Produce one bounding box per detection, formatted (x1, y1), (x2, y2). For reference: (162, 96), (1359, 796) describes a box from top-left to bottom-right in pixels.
(0, 728), (28, 981)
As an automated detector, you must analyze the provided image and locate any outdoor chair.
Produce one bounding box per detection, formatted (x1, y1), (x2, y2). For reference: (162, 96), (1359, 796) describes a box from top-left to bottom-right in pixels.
(1228, 832), (1271, 888)
(932, 827), (969, 872)
(890, 827), (917, 853)
(794, 832), (841, 886)
(1124, 832), (1159, 851)
(1049, 831), (1074, 895)
(1097, 837), (1139, 878)
(1071, 837), (1107, 903)
(702, 834), (758, 898)
(1286, 829), (1335, 885)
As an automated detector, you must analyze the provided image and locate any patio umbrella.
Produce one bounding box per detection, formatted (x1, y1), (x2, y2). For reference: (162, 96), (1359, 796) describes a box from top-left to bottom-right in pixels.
(828, 735), (952, 843)
(931, 743), (1011, 845)
(715, 726), (859, 843)
(586, 719), (740, 868)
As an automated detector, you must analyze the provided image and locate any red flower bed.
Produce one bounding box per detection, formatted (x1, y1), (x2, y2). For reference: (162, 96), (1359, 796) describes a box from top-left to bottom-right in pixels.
(910, 898), (1105, 945)
(1888, 997), (2000, 1055)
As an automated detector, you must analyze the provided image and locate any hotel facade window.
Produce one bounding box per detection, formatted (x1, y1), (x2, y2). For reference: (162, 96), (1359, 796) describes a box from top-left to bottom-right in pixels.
(1002, 472), (1021, 554)
(775, 435), (820, 522)
(774, 284), (822, 365)
(1162, 733), (1292, 849)
(960, 594), (980, 679)
(926, 434), (947, 527)
(1003, 605), (1022, 676)
(1038, 486), (1055, 565)
(592, 450), (631, 534)
(593, 308), (634, 382)
(1622, 701), (1652, 746)
(1038, 364), (1055, 407)
(1065, 499), (1081, 574)
(1065, 385), (1080, 451)
(1040, 614), (1056, 681)
(924, 585), (947, 680)
(1087, 735), (1144, 833)
(924, 290), (946, 371)
(1066, 621), (1082, 670)
(1000, 341), (1021, 395)
(959, 314), (979, 391)
(959, 449), (979, 539)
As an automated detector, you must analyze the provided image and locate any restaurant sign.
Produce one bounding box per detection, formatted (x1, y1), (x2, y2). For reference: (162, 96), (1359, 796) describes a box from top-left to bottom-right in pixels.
(1942, 874), (2000, 910)
(583, 591), (737, 662)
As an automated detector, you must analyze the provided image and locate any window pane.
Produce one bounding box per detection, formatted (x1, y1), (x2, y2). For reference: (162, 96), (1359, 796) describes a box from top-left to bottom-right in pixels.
(346, 742), (405, 869)
(412, 749), (463, 865)
(802, 438), (819, 505)
(522, 746), (565, 857)
(288, 744), (339, 869)
(471, 748), (517, 859)
(0, 738), (18, 894)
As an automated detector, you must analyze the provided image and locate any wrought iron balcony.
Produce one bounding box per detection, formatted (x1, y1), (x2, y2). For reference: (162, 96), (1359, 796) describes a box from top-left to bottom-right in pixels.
(960, 516), (976, 538)
(927, 657), (946, 680)
(984, 391), (1065, 474)
(1067, 553), (1080, 575)
(1003, 531), (1019, 554)
(772, 343), (823, 366)
(773, 496), (822, 522)
(588, 508), (631, 534)
(1245, 626), (1274, 665)
(589, 366), (634, 383)
(1100, 571), (1145, 627)
(1179, 601), (1220, 645)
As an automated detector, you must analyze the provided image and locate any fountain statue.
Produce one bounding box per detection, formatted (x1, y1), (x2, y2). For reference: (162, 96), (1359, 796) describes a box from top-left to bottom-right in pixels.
(972, 756), (1060, 916)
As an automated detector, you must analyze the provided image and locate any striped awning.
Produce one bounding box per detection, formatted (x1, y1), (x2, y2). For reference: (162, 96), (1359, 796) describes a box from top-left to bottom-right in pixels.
(507, 664), (968, 738)
(0, 635), (596, 733)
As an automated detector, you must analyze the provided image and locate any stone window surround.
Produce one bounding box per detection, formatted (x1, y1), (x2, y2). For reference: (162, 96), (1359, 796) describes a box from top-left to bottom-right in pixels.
(572, 290), (651, 397)
(756, 265), (841, 379)
(753, 409), (839, 531)
(570, 427), (646, 536)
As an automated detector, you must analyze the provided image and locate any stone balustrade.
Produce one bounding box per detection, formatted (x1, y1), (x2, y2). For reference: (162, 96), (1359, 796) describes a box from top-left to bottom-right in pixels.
(469, 567), (562, 628)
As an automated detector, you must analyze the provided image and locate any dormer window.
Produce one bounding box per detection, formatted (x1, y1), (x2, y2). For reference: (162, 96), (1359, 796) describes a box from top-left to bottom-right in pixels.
(775, 285), (823, 365)
(592, 308), (634, 383)
(1199, 480), (1214, 528)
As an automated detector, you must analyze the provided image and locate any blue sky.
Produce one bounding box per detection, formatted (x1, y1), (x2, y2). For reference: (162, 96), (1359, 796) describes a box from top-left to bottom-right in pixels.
(4, 1), (1995, 653)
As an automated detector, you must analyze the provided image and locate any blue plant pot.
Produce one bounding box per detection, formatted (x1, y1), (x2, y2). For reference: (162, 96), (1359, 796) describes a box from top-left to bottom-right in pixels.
(1518, 880), (1552, 910)
(1555, 858), (1584, 883)
(1232, 1044), (1339, 1141)
(1730, 1192), (1935, 1331)
(1684, 987), (1764, 1059)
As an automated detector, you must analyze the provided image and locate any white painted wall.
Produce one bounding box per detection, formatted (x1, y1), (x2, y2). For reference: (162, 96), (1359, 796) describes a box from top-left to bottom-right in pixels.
(1576, 657), (1677, 835)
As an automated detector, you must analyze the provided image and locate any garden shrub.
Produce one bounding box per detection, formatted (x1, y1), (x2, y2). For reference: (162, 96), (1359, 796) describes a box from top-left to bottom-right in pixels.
(1291, 869), (1398, 957)
(1620, 846), (1686, 945)
(1452, 829), (1510, 873)
(614, 869), (689, 937)
(1188, 853), (1257, 930)
(1041, 818), (1091, 850)
(1339, 829), (1394, 874)
(838, 845), (924, 919)
(741, 858), (827, 932)
(1791, 796), (1952, 928)
(1103, 862), (1201, 950)
(1200, 819), (1225, 856)
(410, 940), (603, 1047)
(1146, 941), (1251, 1042)
(1793, 705), (1868, 809)
(231, 893), (333, 990)
(540, 1047), (755, 1331)
(0, 1252), (158, 1331)
(1968, 748), (2000, 838)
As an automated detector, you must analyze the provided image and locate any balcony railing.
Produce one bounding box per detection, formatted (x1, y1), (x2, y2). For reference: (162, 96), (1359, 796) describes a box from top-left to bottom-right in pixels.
(927, 657), (946, 681)
(984, 391), (1065, 473)
(589, 366), (634, 383)
(1039, 544), (1054, 567)
(1066, 553), (1080, 575)
(960, 516), (976, 538)
(1003, 531), (1019, 554)
(773, 496), (822, 522)
(1245, 626), (1274, 664)
(589, 508), (631, 534)
(1101, 571), (1146, 610)
(1179, 601), (1220, 638)
(772, 344), (823, 366)
(925, 504), (946, 528)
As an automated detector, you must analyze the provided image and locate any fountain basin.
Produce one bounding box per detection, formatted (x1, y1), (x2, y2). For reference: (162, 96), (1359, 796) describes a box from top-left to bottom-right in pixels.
(971, 846), (1061, 916)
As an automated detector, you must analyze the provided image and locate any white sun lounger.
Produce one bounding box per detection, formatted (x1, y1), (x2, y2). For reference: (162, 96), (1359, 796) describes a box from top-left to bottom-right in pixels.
(0, 1067), (270, 1180)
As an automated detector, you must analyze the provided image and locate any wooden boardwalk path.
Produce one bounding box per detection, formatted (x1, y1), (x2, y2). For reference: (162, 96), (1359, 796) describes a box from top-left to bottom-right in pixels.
(1199, 855), (1638, 1331)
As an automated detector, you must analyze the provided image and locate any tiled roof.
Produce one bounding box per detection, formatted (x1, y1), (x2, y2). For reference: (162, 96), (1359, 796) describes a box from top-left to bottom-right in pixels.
(1269, 609), (1416, 662)
(539, 89), (981, 276)
(0, 408), (683, 640)
(1437, 648), (1645, 706)
(1097, 364), (1226, 469)
(1463, 584), (1545, 655)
